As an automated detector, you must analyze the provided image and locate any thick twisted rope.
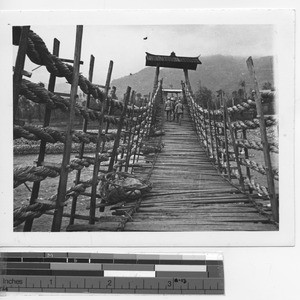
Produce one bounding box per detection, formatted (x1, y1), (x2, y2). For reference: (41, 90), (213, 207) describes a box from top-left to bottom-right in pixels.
(231, 117), (277, 130)
(226, 100), (257, 114)
(13, 179), (98, 227)
(240, 158), (279, 180)
(20, 80), (148, 126)
(235, 139), (279, 153)
(14, 155), (109, 187)
(215, 117), (277, 130)
(14, 124), (124, 144)
(14, 29), (105, 101)
(243, 177), (270, 197)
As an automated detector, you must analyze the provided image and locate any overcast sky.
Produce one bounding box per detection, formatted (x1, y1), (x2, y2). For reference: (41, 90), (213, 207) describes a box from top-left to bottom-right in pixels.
(18, 24), (274, 87)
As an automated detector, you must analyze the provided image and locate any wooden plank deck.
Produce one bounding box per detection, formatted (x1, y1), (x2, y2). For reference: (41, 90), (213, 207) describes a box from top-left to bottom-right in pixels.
(125, 110), (278, 231)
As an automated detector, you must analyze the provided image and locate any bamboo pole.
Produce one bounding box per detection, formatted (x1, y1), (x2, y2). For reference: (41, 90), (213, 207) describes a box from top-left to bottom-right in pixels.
(69, 54), (95, 225)
(108, 87), (131, 172)
(212, 102), (222, 170)
(13, 26), (30, 124)
(242, 129), (252, 192)
(89, 60), (114, 221)
(224, 97), (245, 191)
(220, 90), (231, 181)
(51, 25), (83, 232)
(24, 38), (60, 231)
(246, 56), (278, 222)
(207, 102), (215, 160)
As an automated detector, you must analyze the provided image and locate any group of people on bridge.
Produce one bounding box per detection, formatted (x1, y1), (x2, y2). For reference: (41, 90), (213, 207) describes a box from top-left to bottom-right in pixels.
(164, 96), (184, 125)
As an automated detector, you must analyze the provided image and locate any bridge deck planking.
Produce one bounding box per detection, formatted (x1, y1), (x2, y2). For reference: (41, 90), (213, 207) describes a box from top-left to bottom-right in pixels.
(126, 109), (278, 231)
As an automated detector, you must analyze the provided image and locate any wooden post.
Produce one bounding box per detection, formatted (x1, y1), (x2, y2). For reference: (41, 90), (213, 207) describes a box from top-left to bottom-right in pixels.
(224, 97), (245, 191)
(153, 66), (160, 94)
(242, 129), (252, 193)
(51, 25), (83, 232)
(108, 87), (131, 172)
(246, 56), (278, 222)
(207, 102), (215, 160)
(203, 110), (210, 156)
(89, 60), (113, 222)
(132, 101), (143, 166)
(69, 54), (95, 225)
(124, 92), (137, 172)
(24, 38), (60, 231)
(183, 69), (193, 95)
(13, 26), (30, 124)
(118, 91), (134, 172)
(212, 102), (221, 170)
(220, 91), (231, 181)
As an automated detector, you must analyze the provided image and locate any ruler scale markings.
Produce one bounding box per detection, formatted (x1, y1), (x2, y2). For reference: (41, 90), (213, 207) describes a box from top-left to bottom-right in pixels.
(0, 252), (224, 294)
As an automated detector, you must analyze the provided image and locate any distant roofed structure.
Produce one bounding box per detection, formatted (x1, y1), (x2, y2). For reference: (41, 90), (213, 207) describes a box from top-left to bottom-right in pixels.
(146, 52), (202, 70)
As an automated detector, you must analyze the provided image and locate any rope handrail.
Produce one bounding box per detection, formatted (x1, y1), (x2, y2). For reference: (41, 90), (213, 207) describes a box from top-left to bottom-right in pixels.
(13, 178), (98, 227)
(239, 158), (279, 180)
(185, 86), (278, 197)
(20, 79), (148, 119)
(14, 124), (126, 144)
(14, 155), (109, 187)
(14, 28), (105, 102)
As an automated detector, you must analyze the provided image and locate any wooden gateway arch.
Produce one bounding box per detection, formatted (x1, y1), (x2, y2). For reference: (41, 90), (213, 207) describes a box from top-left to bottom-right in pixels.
(145, 51), (202, 93)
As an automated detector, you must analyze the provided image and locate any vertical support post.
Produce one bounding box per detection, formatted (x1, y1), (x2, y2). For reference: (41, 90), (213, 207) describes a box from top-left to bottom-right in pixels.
(132, 101), (143, 166)
(203, 110), (210, 156)
(153, 66), (160, 94)
(69, 54), (95, 225)
(51, 25), (83, 232)
(124, 92), (136, 172)
(24, 38), (60, 231)
(13, 26), (30, 124)
(118, 91), (134, 172)
(212, 102), (221, 170)
(220, 91), (231, 181)
(183, 69), (193, 95)
(207, 102), (215, 160)
(181, 80), (187, 104)
(242, 129), (252, 192)
(224, 98), (245, 191)
(108, 87), (131, 172)
(89, 60), (114, 221)
(246, 56), (278, 222)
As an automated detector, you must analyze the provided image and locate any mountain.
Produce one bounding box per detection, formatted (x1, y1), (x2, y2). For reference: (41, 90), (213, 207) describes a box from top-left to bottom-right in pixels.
(111, 55), (274, 98)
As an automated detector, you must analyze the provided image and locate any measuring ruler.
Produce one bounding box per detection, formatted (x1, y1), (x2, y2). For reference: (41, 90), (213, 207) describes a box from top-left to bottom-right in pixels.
(0, 252), (224, 295)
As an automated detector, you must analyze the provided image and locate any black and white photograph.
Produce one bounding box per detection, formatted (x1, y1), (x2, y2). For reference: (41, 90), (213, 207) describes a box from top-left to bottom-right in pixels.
(0, 8), (295, 246)
(12, 24), (280, 233)
(0, 4), (298, 299)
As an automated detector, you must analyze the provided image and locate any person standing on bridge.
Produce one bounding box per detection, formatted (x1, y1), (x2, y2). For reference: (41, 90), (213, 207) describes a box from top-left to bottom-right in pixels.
(165, 97), (172, 121)
(175, 99), (184, 125)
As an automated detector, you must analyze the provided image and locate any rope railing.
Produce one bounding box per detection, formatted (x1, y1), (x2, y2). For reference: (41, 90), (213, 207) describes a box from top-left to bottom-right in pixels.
(14, 156), (109, 187)
(184, 72), (278, 222)
(13, 26), (162, 231)
(14, 124), (124, 144)
(13, 82), (162, 228)
(14, 28), (105, 102)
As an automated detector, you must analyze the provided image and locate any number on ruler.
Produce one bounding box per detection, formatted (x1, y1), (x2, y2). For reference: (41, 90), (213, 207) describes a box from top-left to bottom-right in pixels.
(107, 280), (112, 288)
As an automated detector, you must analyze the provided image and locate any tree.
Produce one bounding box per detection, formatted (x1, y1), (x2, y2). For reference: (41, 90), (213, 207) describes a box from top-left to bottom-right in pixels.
(195, 86), (212, 108)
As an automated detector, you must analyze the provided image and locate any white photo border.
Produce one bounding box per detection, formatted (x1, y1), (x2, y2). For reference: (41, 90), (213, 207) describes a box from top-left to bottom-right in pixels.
(0, 8), (295, 247)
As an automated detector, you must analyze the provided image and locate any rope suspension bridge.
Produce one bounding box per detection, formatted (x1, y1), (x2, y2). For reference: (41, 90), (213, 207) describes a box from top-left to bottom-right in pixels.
(13, 25), (279, 232)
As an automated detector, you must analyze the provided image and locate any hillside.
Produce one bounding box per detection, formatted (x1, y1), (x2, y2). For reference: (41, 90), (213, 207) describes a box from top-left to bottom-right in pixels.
(111, 55), (274, 98)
